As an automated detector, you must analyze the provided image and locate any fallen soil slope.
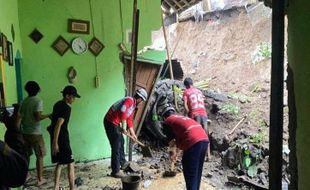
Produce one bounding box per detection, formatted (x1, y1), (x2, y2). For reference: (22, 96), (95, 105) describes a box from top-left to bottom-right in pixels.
(145, 6), (280, 189)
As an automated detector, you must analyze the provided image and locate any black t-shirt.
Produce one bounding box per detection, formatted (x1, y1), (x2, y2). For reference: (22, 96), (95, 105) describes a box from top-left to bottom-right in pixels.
(50, 100), (71, 145)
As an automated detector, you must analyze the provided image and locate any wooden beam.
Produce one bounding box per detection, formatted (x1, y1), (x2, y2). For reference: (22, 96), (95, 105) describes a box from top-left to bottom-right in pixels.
(163, 0), (177, 12)
(180, 0), (190, 6)
(171, 0), (183, 9)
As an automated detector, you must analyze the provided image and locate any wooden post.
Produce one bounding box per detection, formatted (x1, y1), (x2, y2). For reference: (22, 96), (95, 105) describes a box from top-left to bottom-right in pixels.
(128, 0), (140, 162)
(129, 0), (138, 97)
(269, 0), (285, 189)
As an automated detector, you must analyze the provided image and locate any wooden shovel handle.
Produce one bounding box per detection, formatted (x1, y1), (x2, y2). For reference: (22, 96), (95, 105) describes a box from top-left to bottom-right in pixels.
(125, 133), (145, 147)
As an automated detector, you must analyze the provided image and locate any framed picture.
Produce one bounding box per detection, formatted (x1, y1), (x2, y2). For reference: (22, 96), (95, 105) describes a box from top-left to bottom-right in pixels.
(51, 36), (70, 56)
(68, 19), (90, 34)
(1, 33), (8, 62)
(7, 41), (13, 66)
(88, 37), (105, 56)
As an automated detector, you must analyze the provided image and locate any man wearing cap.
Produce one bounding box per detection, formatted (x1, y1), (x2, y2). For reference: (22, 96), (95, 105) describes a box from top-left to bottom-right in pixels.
(48, 85), (80, 190)
(103, 88), (147, 178)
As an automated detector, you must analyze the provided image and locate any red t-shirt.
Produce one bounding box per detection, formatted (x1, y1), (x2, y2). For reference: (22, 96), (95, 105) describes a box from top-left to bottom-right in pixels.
(183, 87), (207, 118)
(164, 115), (209, 151)
(104, 97), (136, 129)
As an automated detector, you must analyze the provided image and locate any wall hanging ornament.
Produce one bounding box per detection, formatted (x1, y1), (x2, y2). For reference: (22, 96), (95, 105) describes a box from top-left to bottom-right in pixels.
(52, 36), (70, 56)
(68, 19), (90, 34)
(1, 33), (8, 61)
(11, 24), (15, 42)
(29, 29), (43, 43)
(88, 37), (104, 56)
(67, 66), (77, 83)
(7, 41), (13, 66)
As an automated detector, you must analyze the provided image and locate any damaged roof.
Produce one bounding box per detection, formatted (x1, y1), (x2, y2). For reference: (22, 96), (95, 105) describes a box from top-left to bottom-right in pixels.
(161, 0), (201, 13)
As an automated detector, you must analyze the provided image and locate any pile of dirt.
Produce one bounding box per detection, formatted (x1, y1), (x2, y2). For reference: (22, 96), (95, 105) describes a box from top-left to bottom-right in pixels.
(141, 5), (291, 189)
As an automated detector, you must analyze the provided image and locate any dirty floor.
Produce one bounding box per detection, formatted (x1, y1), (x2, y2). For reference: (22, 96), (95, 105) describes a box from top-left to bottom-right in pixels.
(23, 157), (216, 190)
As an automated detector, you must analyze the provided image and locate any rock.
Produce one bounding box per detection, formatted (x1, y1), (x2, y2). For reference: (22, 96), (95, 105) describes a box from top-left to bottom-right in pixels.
(75, 177), (83, 187)
(143, 180), (152, 188)
(141, 169), (154, 179)
(205, 172), (213, 178)
(123, 162), (141, 173)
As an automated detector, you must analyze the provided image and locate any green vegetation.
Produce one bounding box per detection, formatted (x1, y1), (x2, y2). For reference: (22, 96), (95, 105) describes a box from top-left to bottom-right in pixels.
(221, 103), (240, 115)
(250, 132), (265, 144)
(249, 82), (261, 93)
(251, 42), (272, 64)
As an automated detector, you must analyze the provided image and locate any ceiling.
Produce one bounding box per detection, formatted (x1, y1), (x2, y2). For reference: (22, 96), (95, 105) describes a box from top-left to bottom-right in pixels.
(161, 0), (201, 14)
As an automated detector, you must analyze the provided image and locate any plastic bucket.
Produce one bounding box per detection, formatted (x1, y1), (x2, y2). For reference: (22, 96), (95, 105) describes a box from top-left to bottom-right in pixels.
(121, 175), (141, 190)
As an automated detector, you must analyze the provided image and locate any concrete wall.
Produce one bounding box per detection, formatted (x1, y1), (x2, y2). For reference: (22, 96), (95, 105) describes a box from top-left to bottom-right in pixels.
(0, 0), (161, 168)
(287, 0), (310, 189)
(0, 0), (22, 139)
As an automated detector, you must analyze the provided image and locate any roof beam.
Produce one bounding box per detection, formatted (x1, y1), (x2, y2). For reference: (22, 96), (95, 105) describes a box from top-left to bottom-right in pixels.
(171, 0), (183, 9)
(180, 0), (190, 6)
(163, 0), (177, 12)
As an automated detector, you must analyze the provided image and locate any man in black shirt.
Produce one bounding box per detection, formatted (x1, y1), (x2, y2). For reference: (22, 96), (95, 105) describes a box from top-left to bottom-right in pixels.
(48, 85), (80, 190)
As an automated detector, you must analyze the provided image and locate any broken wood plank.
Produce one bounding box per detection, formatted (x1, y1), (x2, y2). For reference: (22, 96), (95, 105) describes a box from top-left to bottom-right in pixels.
(227, 176), (268, 190)
(228, 115), (247, 135)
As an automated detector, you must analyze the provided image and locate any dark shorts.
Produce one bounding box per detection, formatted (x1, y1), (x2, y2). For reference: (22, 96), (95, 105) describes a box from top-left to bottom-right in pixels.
(23, 134), (46, 157)
(50, 138), (74, 165)
(194, 115), (208, 133)
(0, 141), (28, 187)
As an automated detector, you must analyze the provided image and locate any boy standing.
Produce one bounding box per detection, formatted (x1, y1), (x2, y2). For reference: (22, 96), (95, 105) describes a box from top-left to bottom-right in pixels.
(19, 81), (50, 186)
(49, 85), (80, 190)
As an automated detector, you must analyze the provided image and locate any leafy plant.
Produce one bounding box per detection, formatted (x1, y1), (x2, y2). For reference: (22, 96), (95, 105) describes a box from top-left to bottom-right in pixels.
(251, 42), (272, 64)
(257, 119), (268, 128)
(221, 103), (240, 115)
(250, 132), (265, 144)
(247, 165), (258, 177)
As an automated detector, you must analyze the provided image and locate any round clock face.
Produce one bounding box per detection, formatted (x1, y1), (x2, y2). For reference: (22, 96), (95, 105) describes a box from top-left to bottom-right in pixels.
(71, 37), (88, 54)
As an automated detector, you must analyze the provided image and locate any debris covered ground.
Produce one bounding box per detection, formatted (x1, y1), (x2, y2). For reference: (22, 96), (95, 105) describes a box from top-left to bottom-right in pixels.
(24, 156), (215, 190)
(24, 4), (290, 190)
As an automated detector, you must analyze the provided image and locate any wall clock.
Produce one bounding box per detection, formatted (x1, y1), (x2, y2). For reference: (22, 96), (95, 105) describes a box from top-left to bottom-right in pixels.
(71, 37), (88, 54)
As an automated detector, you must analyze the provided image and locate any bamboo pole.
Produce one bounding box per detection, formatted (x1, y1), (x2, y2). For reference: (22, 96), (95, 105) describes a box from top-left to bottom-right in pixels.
(161, 10), (178, 110)
(129, 0), (138, 97)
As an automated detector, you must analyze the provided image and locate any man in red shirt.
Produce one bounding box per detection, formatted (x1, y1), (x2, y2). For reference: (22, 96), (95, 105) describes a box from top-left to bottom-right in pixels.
(183, 77), (210, 159)
(104, 88), (148, 178)
(161, 106), (209, 190)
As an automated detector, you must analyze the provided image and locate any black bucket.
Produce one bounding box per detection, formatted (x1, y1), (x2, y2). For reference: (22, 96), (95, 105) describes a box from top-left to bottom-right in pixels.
(121, 175), (141, 190)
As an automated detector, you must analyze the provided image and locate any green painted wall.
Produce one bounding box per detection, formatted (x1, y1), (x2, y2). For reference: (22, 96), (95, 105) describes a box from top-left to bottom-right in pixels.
(0, 0), (22, 140)
(288, 0), (310, 189)
(17, 0), (161, 166)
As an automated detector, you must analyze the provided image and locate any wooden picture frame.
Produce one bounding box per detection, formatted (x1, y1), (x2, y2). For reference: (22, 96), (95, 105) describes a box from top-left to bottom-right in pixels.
(68, 19), (90, 34)
(51, 36), (70, 56)
(1, 33), (8, 62)
(88, 37), (105, 56)
(7, 41), (13, 66)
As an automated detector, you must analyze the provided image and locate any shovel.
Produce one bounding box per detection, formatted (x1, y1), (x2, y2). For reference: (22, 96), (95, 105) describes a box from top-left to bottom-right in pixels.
(124, 131), (153, 158)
